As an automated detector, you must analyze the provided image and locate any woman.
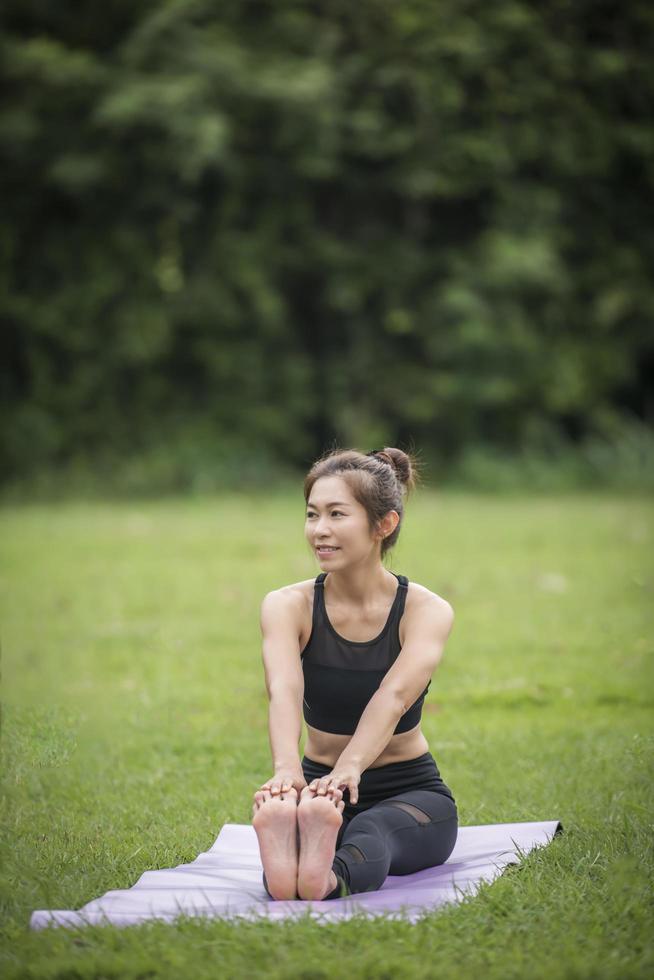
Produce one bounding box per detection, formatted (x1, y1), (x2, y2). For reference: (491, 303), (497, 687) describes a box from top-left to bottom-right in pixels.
(252, 447), (458, 901)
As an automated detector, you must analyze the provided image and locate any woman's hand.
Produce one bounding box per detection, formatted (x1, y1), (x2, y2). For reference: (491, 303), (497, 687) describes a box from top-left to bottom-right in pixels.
(254, 766), (307, 801)
(308, 763), (362, 805)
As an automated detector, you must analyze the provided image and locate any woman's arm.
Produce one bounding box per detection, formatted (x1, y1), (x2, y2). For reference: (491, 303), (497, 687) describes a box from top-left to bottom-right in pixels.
(260, 589), (305, 772)
(335, 595), (454, 776)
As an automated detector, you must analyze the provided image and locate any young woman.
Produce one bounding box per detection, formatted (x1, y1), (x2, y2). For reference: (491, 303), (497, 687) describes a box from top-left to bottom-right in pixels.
(252, 447), (458, 901)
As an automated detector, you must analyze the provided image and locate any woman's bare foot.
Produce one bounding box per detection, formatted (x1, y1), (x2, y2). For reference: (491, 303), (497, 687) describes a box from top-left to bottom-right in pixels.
(252, 787), (299, 900)
(296, 785), (345, 901)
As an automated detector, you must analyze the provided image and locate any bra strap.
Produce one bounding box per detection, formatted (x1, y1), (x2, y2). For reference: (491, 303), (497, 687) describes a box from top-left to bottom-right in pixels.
(311, 573), (327, 623)
(395, 574), (409, 619)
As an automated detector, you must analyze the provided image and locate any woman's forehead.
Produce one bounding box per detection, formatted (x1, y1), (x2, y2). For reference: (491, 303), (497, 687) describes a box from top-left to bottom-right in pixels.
(307, 475), (357, 506)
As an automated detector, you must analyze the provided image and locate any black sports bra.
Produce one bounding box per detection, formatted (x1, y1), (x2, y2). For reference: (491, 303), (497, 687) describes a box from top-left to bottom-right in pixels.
(300, 572), (431, 736)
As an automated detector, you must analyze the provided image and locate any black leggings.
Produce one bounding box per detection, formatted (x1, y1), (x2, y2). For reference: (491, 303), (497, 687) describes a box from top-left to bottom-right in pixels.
(262, 751), (458, 900)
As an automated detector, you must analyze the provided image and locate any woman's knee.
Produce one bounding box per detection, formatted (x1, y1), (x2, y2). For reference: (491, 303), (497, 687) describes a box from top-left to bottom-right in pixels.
(371, 791), (459, 874)
(420, 810), (458, 867)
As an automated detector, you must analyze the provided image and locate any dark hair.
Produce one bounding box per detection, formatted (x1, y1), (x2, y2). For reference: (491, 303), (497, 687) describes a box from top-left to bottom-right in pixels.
(303, 446), (420, 558)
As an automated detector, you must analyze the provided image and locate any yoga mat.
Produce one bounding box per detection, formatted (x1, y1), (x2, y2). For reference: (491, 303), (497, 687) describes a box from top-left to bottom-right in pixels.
(31, 819), (563, 929)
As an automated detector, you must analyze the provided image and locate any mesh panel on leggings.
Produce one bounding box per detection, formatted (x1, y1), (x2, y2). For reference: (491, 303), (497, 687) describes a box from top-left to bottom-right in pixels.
(341, 843), (366, 862)
(386, 800), (431, 824)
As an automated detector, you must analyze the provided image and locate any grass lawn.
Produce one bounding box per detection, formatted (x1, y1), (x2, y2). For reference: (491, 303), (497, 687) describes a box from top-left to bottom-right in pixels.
(1, 490), (652, 979)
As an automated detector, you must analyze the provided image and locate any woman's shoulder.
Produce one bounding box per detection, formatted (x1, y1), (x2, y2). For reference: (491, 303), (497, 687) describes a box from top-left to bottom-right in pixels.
(404, 577), (454, 618)
(260, 579), (317, 642)
(261, 578), (317, 614)
(399, 578), (454, 646)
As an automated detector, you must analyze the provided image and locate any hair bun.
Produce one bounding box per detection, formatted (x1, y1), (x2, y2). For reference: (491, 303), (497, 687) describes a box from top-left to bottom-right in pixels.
(368, 447), (417, 492)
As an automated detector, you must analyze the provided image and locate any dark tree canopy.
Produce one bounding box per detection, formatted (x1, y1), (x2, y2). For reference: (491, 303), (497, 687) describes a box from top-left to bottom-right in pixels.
(1, 1), (653, 490)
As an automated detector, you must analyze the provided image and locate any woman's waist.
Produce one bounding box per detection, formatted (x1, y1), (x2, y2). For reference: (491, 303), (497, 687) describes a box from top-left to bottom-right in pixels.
(302, 749), (448, 787)
(302, 749), (455, 804)
(303, 750), (434, 776)
(304, 722), (429, 770)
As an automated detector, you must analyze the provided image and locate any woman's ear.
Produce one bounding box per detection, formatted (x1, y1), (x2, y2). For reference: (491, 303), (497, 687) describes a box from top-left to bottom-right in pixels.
(376, 510), (400, 541)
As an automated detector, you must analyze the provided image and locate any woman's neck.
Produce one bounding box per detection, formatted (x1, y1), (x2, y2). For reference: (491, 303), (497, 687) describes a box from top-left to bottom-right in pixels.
(323, 560), (397, 607)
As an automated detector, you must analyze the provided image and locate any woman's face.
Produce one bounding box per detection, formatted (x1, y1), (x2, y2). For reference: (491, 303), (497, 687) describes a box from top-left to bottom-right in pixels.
(305, 475), (379, 568)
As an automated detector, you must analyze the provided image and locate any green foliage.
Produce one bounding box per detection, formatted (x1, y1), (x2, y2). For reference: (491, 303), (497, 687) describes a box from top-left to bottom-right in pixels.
(1, 1), (653, 488)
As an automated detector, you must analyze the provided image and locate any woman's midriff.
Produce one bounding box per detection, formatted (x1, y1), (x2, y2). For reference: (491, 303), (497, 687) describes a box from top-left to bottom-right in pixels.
(304, 722), (430, 769)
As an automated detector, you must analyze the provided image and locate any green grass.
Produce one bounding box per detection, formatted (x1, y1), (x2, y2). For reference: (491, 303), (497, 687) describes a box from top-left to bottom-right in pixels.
(1, 490), (652, 979)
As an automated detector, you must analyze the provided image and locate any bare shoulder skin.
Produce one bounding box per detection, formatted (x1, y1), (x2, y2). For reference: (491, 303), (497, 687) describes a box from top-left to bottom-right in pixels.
(271, 578), (316, 653)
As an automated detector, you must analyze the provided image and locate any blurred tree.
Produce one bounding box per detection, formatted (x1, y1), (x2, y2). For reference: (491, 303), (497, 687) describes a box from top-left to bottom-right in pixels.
(1, 0), (652, 487)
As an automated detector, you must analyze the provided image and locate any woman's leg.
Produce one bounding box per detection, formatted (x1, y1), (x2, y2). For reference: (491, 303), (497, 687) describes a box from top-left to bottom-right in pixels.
(322, 790), (458, 899)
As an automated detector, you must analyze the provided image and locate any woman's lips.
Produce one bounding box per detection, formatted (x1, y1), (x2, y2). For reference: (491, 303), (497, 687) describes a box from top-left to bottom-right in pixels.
(316, 546), (339, 554)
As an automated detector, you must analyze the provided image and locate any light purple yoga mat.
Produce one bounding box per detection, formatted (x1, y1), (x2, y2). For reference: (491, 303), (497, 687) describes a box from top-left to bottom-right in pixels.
(30, 819), (562, 929)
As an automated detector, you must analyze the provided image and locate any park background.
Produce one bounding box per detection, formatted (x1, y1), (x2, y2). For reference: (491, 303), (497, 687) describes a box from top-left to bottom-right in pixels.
(1, 2), (653, 978)
(1, 0), (653, 496)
